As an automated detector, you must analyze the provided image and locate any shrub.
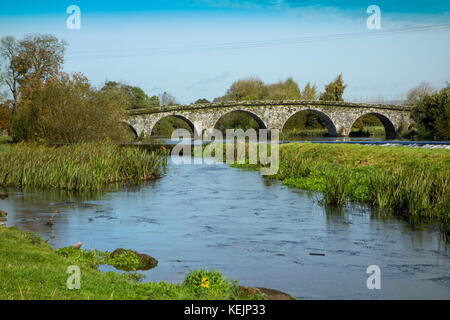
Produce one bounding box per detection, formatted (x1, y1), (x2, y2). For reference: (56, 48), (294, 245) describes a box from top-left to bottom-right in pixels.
(10, 72), (129, 143)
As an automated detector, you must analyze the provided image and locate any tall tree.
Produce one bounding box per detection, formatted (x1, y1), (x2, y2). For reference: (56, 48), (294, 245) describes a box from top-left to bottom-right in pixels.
(159, 92), (178, 106)
(0, 34), (67, 113)
(411, 84), (450, 140)
(267, 77), (301, 100)
(149, 95), (160, 108)
(0, 93), (11, 132)
(215, 77), (302, 102)
(15, 34), (66, 85)
(319, 74), (347, 102)
(406, 82), (435, 106)
(216, 77), (268, 101)
(0, 37), (20, 112)
(302, 82), (317, 100)
(101, 81), (155, 109)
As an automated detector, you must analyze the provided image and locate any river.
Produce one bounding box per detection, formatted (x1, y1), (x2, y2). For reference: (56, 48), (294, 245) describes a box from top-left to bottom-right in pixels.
(1, 152), (449, 299)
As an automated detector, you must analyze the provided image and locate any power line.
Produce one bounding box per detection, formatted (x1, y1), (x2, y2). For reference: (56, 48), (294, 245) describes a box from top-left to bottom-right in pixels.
(66, 23), (450, 61)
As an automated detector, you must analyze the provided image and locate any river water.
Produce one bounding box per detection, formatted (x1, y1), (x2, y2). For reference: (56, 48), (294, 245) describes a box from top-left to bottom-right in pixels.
(1, 155), (449, 299)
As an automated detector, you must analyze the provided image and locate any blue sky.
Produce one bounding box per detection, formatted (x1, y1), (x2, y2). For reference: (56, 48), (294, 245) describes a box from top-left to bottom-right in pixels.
(1, 1), (449, 103)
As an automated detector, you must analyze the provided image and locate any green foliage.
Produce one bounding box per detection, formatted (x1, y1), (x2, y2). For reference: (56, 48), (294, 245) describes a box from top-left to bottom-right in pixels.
(10, 72), (129, 143)
(302, 82), (317, 100)
(217, 77), (267, 101)
(411, 85), (450, 140)
(101, 81), (158, 109)
(349, 114), (385, 137)
(194, 98), (210, 104)
(151, 116), (193, 137)
(215, 77), (302, 102)
(282, 111), (327, 138)
(215, 111), (260, 134)
(0, 143), (166, 193)
(184, 269), (239, 299)
(149, 95), (160, 108)
(319, 74), (347, 101)
(266, 77), (301, 100)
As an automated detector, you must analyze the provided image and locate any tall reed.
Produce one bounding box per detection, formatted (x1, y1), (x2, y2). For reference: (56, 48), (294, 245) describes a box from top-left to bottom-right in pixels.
(0, 142), (166, 193)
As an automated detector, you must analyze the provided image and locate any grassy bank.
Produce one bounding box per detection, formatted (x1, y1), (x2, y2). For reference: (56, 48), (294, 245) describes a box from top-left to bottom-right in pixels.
(231, 143), (450, 235)
(0, 143), (166, 193)
(0, 226), (267, 300)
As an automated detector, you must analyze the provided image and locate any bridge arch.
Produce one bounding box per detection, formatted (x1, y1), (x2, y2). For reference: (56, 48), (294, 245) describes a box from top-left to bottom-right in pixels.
(121, 120), (139, 139)
(213, 109), (267, 131)
(349, 112), (396, 138)
(281, 109), (338, 137)
(150, 114), (199, 138)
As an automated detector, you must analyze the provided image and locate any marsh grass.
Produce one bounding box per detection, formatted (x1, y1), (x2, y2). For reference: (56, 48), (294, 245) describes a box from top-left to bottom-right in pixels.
(0, 142), (166, 193)
(275, 144), (449, 225)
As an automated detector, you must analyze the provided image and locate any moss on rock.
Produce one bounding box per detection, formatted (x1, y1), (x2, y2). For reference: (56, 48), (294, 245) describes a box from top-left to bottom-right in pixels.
(109, 248), (158, 271)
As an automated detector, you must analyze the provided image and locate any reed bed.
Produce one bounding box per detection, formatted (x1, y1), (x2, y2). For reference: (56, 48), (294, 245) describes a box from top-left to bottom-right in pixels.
(0, 143), (166, 193)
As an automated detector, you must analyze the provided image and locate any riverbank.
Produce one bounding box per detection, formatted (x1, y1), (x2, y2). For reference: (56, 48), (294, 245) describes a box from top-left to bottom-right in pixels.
(0, 143), (166, 193)
(232, 143), (450, 236)
(0, 226), (292, 300)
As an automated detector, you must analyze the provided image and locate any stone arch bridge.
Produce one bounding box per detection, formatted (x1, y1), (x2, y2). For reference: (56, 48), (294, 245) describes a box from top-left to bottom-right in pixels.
(125, 100), (413, 139)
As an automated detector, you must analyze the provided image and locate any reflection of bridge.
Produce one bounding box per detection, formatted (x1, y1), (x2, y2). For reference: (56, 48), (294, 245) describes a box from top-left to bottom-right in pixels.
(126, 100), (413, 138)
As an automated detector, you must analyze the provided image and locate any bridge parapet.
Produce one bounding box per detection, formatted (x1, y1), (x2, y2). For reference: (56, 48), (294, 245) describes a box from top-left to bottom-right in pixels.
(127, 100), (413, 116)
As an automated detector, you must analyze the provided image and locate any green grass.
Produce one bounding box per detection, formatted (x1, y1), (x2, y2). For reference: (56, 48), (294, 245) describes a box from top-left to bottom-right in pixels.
(0, 136), (12, 144)
(0, 142), (166, 193)
(225, 143), (450, 237)
(281, 128), (329, 139)
(0, 226), (265, 300)
(349, 126), (386, 137)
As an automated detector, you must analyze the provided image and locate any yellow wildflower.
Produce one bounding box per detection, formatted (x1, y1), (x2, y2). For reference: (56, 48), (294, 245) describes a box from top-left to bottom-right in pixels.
(201, 277), (210, 288)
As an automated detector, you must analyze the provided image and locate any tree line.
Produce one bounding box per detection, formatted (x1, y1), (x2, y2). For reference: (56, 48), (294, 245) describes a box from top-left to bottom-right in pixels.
(0, 33), (448, 141)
